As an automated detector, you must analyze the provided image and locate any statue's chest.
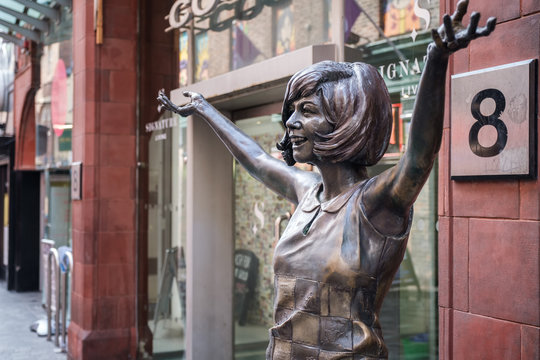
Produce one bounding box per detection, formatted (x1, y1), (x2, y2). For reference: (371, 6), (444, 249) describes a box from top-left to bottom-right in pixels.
(274, 204), (361, 288)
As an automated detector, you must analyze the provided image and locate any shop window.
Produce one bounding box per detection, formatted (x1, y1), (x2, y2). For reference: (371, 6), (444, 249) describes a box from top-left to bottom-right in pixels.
(147, 113), (188, 358)
(233, 114), (292, 358)
(178, 32), (189, 87)
(383, 0), (421, 37)
(195, 32), (210, 82)
(274, 4), (295, 56)
(35, 40), (73, 169)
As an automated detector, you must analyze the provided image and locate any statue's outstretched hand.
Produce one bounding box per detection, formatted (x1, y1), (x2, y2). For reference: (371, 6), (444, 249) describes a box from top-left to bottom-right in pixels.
(431, 0), (496, 56)
(157, 89), (205, 117)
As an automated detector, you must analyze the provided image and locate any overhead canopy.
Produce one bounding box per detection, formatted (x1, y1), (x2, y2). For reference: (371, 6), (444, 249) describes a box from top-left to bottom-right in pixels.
(0, 0), (71, 46)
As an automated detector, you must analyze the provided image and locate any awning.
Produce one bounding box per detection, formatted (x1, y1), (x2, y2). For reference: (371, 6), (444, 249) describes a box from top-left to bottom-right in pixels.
(0, 0), (71, 46)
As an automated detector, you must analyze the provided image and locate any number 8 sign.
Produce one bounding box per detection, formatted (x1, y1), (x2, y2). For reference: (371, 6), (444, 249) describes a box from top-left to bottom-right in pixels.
(450, 59), (537, 179)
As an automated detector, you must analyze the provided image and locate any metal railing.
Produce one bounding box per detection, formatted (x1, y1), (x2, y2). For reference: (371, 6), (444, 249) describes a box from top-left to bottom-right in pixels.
(46, 246), (73, 353)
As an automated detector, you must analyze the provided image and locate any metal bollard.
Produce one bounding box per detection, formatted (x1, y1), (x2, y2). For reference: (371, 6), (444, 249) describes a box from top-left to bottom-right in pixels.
(47, 248), (61, 347)
(60, 250), (73, 352)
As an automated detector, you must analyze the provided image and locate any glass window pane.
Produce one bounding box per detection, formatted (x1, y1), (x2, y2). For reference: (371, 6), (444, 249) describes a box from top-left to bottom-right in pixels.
(147, 114), (188, 358)
(355, 1), (441, 358)
(176, 0), (333, 85)
(233, 114), (291, 359)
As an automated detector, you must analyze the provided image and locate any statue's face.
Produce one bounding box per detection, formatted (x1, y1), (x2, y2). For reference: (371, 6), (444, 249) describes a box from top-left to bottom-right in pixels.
(286, 93), (333, 164)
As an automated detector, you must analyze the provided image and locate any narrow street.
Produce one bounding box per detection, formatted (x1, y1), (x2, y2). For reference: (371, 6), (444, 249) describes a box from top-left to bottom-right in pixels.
(0, 282), (67, 360)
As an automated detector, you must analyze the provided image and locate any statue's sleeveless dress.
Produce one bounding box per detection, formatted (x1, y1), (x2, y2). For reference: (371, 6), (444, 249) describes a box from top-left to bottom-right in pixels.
(266, 179), (412, 360)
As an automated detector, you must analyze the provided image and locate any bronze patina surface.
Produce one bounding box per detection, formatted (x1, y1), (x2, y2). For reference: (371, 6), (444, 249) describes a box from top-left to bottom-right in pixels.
(158, 1), (495, 358)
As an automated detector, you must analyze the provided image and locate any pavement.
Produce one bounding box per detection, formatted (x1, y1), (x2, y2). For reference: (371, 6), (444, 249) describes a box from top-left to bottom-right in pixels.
(0, 281), (67, 360)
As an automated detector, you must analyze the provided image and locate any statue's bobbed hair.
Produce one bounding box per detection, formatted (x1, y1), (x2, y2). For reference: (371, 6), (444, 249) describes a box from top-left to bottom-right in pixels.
(277, 61), (392, 167)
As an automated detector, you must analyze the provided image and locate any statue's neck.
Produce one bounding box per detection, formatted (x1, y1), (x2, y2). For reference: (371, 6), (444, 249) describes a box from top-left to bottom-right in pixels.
(316, 162), (368, 202)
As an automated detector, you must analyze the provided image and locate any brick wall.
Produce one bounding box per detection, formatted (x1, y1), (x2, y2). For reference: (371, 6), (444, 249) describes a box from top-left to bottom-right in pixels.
(438, 1), (539, 359)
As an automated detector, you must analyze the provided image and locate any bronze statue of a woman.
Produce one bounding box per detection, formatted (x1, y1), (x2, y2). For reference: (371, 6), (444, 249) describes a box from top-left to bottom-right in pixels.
(158, 1), (495, 358)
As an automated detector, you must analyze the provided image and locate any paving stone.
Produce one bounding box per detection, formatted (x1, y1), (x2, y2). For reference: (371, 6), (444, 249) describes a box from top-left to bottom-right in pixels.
(0, 281), (67, 360)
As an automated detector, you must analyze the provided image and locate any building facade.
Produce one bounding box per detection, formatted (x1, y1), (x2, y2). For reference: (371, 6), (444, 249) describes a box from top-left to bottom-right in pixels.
(0, 0), (537, 359)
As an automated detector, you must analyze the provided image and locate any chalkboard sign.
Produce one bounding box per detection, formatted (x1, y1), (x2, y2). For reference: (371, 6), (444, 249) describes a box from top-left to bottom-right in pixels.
(234, 249), (259, 325)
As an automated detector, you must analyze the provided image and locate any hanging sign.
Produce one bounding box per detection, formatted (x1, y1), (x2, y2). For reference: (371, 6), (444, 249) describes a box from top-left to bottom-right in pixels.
(450, 59), (537, 179)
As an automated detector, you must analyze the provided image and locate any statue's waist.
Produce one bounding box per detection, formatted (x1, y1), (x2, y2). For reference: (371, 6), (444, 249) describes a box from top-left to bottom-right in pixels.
(269, 311), (386, 357)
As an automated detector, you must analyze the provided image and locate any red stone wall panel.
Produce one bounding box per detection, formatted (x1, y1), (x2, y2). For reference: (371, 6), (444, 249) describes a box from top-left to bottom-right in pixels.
(72, 133), (98, 168)
(439, 307), (453, 360)
(451, 181), (520, 218)
(451, 217), (469, 312)
(451, 47), (469, 75)
(100, 39), (136, 71)
(98, 199), (136, 232)
(73, 263), (95, 299)
(453, 311), (521, 360)
(98, 166), (133, 199)
(521, 325), (540, 360)
(103, 3), (137, 41)
(99, 102), (136, 135)
(98, 134), (136, 166)
(72, 230), (96, 265)
(438, 129), (451, 216)
(520, 180), (540, 220)
(97, 263), (134, 298)
(469, 13), (540, 72)
(81, 165), (97, 200)
(522, 0), (540, 15)
(98, 231), (133, 265)
(109, 70), (137, 103)
(469, 219), (539, 327)
(438, 216), (452, 308)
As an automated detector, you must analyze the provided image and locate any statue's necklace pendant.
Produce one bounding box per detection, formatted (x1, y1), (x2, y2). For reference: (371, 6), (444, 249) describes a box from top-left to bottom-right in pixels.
(302, 207), (321, 236)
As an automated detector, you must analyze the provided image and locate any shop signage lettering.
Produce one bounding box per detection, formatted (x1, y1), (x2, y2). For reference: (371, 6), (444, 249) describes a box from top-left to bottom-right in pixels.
(154, 133), (167, 141)
(378, 55), (427, 97)
(145, 117), (178, 133)
(166, 0), (287, 32)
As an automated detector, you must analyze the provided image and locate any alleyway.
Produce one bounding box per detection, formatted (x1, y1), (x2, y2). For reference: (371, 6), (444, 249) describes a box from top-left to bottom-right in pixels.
(0, 282), (67, 360)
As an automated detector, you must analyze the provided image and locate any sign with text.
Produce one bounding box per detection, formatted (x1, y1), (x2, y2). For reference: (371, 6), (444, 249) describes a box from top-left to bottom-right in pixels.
(450, 59), (537, 179)
(166, 0), (288, 32)
(71, 162), (82, 200)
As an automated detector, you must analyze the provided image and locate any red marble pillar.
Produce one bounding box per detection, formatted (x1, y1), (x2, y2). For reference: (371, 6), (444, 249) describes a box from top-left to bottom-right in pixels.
(68, 0), (177, 358)
(68, 0), (139, 358)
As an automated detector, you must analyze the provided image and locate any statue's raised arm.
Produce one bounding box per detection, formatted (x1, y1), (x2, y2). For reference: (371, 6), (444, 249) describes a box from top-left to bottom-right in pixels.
(157, 90), (318, 205)
(363, 0), (496, 236)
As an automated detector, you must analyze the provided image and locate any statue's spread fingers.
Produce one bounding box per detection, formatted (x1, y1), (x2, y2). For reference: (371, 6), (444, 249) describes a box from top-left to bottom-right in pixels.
(467, 12), (480, 37)
(482, 17), (497, 36)
(157, 94), (173, 107)
(453, 0), (469, 23)
(183, 91), (197, 99)
(431, 29), (445, 49)
(443, 14), (456, 42)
